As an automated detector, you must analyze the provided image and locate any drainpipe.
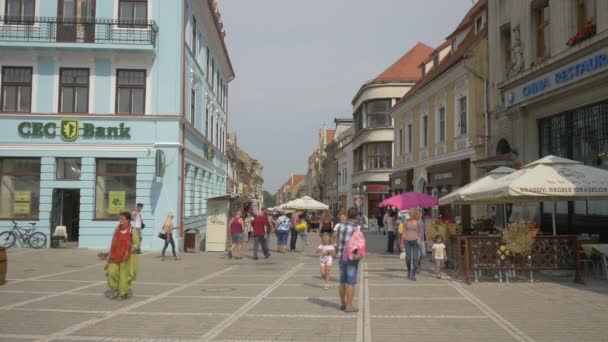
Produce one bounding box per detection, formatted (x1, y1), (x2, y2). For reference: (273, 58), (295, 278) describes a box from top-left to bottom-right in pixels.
(180, 0), (188, 238)
(463, 60), (489, 158)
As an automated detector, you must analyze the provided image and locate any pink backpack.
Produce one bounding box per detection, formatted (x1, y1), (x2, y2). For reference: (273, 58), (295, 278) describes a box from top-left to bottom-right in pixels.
(343, 226), (366, 261)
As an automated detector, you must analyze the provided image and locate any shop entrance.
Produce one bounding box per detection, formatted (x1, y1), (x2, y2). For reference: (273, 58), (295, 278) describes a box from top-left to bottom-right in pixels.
(51, 189), (81, 243)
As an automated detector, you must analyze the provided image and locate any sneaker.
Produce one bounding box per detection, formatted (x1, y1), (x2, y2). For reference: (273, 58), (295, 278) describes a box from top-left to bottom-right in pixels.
(344, 306), (359, 313)
(339, 304), (346, 311)
(323, 284), (329, 290)
(265, 253), (270, 259)
(411, 275), (416, 281)
(253, 257), (259, 260)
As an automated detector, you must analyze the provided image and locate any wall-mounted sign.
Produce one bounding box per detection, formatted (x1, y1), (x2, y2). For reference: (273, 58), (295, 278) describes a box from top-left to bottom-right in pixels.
(18, 120), (132, 140)
(504, 48), (608, 107)
(366, 185), (390, 193)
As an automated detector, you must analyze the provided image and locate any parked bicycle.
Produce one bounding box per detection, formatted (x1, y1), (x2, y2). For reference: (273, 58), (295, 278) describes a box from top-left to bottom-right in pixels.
(0, 221), (47, 248)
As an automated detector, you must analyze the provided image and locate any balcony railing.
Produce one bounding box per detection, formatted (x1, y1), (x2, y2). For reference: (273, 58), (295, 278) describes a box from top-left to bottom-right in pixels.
(435, 141), (447, 156)
(419, 147), (428, 160)
(454, 134), (470, 151)
(0, 17), (158, 47)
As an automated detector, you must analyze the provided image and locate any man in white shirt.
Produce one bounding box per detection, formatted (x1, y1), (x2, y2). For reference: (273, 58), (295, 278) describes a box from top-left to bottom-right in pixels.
(132, 203), (144, 254)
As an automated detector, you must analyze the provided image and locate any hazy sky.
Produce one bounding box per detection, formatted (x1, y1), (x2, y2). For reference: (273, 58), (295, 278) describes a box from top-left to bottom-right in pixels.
(220, 0), (474, 193)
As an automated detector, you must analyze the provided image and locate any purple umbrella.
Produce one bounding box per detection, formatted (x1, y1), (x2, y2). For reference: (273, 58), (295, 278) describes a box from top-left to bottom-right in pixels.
(379, 192), (438, 210)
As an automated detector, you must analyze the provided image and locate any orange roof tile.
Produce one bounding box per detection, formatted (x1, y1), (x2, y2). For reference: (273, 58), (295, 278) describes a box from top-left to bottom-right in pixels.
(373, 42), (434, 84)
(326, 130), (335, 143)
(395, 28), (487, 107)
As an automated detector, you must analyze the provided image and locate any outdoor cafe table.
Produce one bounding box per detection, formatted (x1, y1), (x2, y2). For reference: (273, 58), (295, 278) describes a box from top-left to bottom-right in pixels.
(581, 244), (608, 279)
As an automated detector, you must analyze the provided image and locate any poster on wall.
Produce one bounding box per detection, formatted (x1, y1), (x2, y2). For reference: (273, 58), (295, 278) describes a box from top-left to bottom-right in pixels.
(368, 218), (378, 232)
(14, 191), (31, 215)
(108, 191), (126, 214)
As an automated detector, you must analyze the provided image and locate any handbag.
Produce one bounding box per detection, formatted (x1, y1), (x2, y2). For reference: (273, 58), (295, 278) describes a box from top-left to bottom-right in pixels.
(157, 232), (167, 240)
(295, 222), (307, 232)
(400, 251), (406, 260)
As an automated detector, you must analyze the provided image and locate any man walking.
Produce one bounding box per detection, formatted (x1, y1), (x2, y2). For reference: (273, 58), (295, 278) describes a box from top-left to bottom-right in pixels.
(132, 203), (144, 254)
(336, 207), (361, 313)
(252, 211), (270, 260)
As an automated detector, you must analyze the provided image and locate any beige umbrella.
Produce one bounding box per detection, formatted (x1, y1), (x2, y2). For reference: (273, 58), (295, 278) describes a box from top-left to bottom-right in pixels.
(439, 166), (515, 205)
(279, 196), (329, 211)
(461, 155), (608, 234)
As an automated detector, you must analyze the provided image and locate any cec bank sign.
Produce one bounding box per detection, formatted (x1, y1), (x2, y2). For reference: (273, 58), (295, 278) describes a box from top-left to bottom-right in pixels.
(18, 120), (132, 141)
(504, 48), (608, 107)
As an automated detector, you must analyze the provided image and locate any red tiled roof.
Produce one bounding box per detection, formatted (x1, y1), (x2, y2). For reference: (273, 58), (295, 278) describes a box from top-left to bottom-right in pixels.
(326, 130), (335, 143)
(373, 42), (434, 84)
(446, 0), (486, 40)
(394, 27), (487, 108)
(282, 174), (305, 189)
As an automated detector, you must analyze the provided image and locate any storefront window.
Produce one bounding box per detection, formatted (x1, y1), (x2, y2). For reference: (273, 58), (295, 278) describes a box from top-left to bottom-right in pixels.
(0, 158), (40, 220)
(95, 159), (136, 220)
(539, 101), (608, 216)
(56, 158), (81, 181)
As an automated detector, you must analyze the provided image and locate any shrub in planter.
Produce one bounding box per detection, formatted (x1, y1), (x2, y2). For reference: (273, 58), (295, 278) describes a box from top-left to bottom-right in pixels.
(501, 221), (536, 256)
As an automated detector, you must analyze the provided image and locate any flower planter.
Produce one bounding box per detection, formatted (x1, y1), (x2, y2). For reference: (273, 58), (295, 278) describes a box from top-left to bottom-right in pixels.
(529, 229), (539, 237)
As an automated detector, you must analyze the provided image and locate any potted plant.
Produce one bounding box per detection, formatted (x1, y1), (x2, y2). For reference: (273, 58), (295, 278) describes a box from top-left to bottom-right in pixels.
(566, 18), (596, 47)
(501, 221), (536, 256)
(471, 216), (495, 235)
(427, 216), (450, 243)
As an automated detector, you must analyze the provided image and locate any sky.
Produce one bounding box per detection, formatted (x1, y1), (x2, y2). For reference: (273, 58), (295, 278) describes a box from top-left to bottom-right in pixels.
(220, 0), (475, 193)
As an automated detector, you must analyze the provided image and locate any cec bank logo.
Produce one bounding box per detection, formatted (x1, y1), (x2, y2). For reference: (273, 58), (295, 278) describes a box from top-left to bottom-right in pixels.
(61, 120), (79, 141)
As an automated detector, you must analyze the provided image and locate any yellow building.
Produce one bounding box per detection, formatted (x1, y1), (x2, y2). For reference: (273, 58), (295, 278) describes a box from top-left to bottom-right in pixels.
(390, 0), (488, 226)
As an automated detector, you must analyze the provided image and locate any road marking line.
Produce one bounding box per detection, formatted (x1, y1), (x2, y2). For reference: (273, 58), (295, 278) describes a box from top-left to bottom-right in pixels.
(2, 281), (105, 310)
(242, 313), (356, 319)
(369, 297), (466, 300)
(363, 263), (372, 342)
(199, 263), (304, 342)
(0, 334), (44, 340)
(7, 262), (106, 285)
(368, 283), (450, 286)
(12, 307), (111, 314)
(371, 314), (489, 319)
(264, 296), (341, 300)
(169, 295), (255, 299)
(33, 266), (238, 342)
(446, 276), (536, 342)
(356, 262), (364, 342)
(125, 311), (230, 317)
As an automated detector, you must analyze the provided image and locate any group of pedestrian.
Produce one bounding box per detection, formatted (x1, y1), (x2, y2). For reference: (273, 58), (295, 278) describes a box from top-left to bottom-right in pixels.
(383, 207), (447, 280)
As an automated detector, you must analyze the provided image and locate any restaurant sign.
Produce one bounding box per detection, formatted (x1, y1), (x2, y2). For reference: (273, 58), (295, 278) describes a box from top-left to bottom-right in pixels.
(504, 47), (608, 107)
(18, 120), (132, 141)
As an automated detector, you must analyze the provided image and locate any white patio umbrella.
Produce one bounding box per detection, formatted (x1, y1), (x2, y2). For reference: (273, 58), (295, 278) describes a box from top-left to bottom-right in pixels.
(279, 196), (329, 211)
(462, 155), (608, 235)
(439, 166), (516, 205)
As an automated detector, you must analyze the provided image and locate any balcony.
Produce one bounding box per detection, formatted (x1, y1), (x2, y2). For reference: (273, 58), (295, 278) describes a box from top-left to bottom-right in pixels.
(0, 17), (158, 50)
(454, 134), (470, 151)
(435, 141), (447, 155)
(420, 147), (428, 160)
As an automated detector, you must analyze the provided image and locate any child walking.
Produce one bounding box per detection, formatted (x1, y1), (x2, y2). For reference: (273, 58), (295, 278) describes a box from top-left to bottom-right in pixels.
(318, 234), (336, 290)
(431, 236), (447, 279)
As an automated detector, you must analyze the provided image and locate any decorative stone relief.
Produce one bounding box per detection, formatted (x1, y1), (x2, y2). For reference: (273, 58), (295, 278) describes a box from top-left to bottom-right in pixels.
(509, 25), (525, 77)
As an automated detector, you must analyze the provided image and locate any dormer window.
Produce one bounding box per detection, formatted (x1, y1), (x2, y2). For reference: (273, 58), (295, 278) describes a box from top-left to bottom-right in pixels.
(475, 15), (484, 33)
(421, 65), (426, 78)
(433, 54), (439, 68)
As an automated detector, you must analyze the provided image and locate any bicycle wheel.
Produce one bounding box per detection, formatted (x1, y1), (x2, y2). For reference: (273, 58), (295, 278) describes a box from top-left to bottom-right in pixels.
(27, 232), (47, 249)
(0, 231), (16, 248)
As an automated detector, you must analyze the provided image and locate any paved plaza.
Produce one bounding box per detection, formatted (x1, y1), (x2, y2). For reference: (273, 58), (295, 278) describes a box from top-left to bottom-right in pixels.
(1, 232), (607, 342)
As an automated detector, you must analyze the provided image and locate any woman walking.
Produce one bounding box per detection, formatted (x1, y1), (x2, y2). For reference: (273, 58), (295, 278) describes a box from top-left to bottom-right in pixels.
(275, 212), (291, 253)
(295, 214), (309, 251)
(160, 212), (177, 260)
(400, 208), (422, 281)
(229, 210), (245, 259)
(105, 211), (140, 300)
(319, 211), (334, 236)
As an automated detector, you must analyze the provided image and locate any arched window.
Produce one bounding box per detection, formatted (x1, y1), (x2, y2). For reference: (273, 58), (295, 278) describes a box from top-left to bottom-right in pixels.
(496, 139), (512, 155)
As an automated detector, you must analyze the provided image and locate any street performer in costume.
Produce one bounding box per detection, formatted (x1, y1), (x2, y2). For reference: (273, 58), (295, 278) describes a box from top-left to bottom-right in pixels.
(105, 211), (140, 300)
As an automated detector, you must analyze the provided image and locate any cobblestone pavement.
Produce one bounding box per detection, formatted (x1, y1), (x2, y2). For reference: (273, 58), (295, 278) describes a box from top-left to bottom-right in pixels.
(1, 232), (607, 342)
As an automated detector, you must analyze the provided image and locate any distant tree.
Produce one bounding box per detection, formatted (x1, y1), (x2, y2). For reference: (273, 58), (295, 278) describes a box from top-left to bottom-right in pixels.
(263, 191), (276, 208)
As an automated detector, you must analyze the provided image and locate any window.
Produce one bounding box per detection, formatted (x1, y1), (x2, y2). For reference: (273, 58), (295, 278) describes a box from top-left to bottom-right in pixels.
(354, 146), (364, 172)
(205, 106), (210, 137)
(398, 128), (403, 156)
(421, 65), (426, 78)
(4, 0), (34, 24)
(59, 68), (89, 113)
(56, 158), (81, 180)
(367, 143), (392, 169)
(210, 116), (214, 144)
(367, 100), (391, 128)
(534, 1), (550, 59)
(215, 120), (219, 147)
(211, 59), (215, 92)
(433, 55), (439, 68)
(1, 67), (32, 113)
(353, 107), (363, 132)
(577, 0), (596, 31)
(95, 159), (136, 219)
(191, 16), (197, 58)
(0, 158), (40, 219)
(458, 96), (467, 135)
(422, 115), (428, 147)
(116, 69), (145, 114)
(438, 106), (446, 142)
(206, 47), (210, 81)
(190, 89), (196, 126)
(501, 24), (512, 78)
(475, 15), (484, 33)
(119, 0), (147, 26)
(407, 123), (413, 153)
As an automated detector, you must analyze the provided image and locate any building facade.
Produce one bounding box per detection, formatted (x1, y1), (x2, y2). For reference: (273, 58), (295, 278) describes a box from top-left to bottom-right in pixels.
(488, 0), (608, 236)
(391, 0), (488, 227)
(351, 42), (433, 222)
(276, 174), (305, 206)
(0, 0), (233, 249)
(321, 118), (352, 213)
